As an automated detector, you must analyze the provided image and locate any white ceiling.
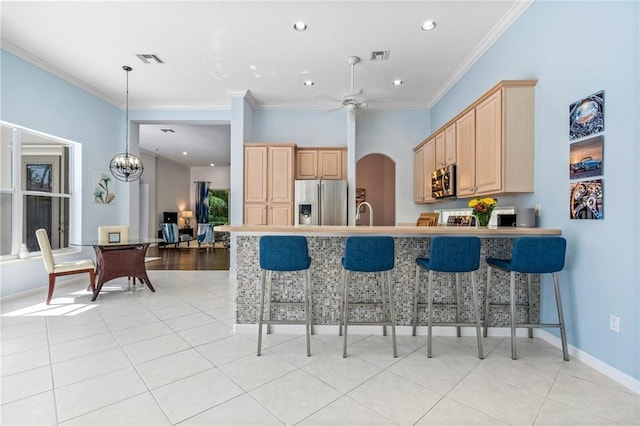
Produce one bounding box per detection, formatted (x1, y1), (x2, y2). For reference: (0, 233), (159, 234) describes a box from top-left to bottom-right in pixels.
(1, 0), (531, 167)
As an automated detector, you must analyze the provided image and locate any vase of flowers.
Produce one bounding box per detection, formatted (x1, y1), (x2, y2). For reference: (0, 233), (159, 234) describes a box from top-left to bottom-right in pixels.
(468, 197), (497, 227)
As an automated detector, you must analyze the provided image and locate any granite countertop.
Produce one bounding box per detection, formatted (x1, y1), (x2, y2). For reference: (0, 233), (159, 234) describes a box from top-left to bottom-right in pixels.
(218, 225), (561, 236)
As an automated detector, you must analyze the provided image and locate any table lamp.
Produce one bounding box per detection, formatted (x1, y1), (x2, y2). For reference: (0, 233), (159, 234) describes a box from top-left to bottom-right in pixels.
(181, 210), (193, 227)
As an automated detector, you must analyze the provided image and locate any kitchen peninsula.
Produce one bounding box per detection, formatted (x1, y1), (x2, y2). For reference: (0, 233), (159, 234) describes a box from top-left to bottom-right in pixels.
(221, 225), (561, 332)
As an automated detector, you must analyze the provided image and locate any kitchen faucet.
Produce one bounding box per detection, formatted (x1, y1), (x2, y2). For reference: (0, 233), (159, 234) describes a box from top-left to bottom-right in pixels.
(355, 201), (373, 227)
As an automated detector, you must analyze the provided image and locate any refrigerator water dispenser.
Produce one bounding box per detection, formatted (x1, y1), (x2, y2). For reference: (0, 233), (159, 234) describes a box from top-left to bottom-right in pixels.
(298, 204), (313, 225)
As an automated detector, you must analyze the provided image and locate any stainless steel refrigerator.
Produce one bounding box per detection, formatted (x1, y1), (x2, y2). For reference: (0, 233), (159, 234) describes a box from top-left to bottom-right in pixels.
(294, 180), (347, 226)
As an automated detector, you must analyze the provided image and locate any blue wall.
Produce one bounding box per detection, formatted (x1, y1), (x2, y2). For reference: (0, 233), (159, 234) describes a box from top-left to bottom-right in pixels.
(431, 1), (639, 381)
(1, 0), (638, 383)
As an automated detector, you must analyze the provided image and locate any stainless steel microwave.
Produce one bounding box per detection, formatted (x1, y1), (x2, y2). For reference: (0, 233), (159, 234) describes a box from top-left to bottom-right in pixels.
(431, 164), (456, 198)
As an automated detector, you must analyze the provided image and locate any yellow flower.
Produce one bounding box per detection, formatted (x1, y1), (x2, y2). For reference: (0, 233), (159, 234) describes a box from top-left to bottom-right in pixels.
(468, 199), (479, 208)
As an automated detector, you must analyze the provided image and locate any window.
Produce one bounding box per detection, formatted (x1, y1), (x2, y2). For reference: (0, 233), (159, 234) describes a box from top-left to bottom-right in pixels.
(0, 122), (76, 258)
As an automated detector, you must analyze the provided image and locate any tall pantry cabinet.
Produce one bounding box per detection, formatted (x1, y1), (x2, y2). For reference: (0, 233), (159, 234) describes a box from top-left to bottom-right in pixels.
(244, 144), (295, 225)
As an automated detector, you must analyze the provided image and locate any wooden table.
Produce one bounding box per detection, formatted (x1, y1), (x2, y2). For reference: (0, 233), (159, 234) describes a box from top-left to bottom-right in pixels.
(73, 239), (162, 301)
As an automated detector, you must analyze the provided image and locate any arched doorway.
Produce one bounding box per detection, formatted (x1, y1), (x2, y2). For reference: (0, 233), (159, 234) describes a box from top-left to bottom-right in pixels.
(355, 153), (396, 226)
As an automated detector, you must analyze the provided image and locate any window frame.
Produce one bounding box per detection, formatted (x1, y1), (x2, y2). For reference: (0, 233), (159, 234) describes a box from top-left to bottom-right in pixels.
(0, 121), (79, 261)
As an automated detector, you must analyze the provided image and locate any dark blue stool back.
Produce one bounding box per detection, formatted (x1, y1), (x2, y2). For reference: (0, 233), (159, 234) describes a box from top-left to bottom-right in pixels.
(424, 237), (481, 272)
(259, 236), (311, 272)
(342, 236), (394, 272)
(510, 237), (566, 273)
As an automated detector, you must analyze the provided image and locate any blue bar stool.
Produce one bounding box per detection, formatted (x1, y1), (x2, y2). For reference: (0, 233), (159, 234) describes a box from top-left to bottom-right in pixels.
(257, 236), (312, 357)
(341, 236), (397, 358)
(485, 237), (569, 360)
(413, 236), (483, 359)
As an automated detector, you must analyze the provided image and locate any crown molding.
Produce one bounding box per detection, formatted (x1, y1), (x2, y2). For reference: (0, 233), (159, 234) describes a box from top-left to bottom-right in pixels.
(1, 39), (122, 107)
(428, 0), (534, 108)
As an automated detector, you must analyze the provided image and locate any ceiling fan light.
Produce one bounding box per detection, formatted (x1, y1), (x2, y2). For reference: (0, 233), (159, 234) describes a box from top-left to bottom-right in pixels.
(421, 20), (436, 31)
(293, 21), (307, 31)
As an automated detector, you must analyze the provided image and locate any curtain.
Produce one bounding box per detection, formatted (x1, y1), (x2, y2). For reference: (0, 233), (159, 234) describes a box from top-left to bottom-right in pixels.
(195, 181), (210, 223)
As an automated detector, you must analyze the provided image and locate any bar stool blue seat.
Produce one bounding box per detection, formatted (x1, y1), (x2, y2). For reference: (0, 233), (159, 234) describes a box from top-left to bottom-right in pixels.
(257, 236), (312, 357)
(341, 236), (397, 358)
(413, 236), (483, 359)
(485, 236), (569, 361)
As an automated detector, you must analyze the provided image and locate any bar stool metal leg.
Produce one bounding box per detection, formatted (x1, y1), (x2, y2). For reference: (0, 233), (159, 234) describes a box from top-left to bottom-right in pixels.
(342, 270), (349, 358)
(553, 272), (570, 361)
(380, 272), (387, 337)
(386, 270), (398, 358)
(527, 273), (534, 338)
(339, 269), (345, 337)
(257, 269), (267, 356)
(413, 264), (420, 336)
(427, 269), (434, 358)
(455, 273), (461, 338)
(510, 271), (518, 360)
(484, 265), (492, 337)
(304, 270), (311, 357)
(266, 270), (272, 335)
(470, 271), (484, 359)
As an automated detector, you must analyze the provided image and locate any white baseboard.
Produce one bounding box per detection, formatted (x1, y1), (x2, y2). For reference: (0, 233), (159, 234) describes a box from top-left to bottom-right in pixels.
(536, 329), (639, 394)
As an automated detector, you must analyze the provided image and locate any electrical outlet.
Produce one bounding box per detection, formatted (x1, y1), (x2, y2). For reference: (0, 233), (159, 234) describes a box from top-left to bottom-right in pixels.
(610, 314), (620, 333)
(535, 204), (541, 217)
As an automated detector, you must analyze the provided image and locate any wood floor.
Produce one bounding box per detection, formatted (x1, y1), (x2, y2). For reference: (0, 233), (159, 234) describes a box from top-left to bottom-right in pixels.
(145, 245), (230, 270)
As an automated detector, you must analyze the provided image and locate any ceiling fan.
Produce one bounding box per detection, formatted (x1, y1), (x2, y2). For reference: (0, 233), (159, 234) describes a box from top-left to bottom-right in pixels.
(316, 55), (368, 111)
(341, 56), (367, 110)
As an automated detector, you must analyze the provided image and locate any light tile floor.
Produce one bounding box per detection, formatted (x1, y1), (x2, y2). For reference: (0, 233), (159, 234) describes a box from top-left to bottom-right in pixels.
(1, 271), (638, 425)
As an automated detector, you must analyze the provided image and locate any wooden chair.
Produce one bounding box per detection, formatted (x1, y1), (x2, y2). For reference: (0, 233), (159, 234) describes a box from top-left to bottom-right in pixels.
(35, 229), (96, 304)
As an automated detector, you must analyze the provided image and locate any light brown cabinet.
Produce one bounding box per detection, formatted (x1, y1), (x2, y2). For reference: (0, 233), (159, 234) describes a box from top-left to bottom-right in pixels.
(244, 144), (295, 225)
(455, 109), (476, 197)
(414, 80), (536, 201)
(434, 123), (456, 169)
(295, 148), (346, 180)
(413, 138), (436, 203)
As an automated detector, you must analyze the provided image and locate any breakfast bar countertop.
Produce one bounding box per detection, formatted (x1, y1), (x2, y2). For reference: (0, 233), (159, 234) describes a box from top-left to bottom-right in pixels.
(218, 225), (561, 236)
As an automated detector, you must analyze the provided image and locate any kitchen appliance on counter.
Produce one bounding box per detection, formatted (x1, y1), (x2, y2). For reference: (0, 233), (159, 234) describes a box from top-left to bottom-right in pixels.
(497, 214), (517, 227)
(294, 180), (347, 226)
(516, 208), (536, 227)
(431, 164), (456, 198)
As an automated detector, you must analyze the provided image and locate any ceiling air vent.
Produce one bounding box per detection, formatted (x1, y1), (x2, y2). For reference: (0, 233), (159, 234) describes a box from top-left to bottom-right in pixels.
(136, 54), (164, 64)
(370, 51), (390, 61)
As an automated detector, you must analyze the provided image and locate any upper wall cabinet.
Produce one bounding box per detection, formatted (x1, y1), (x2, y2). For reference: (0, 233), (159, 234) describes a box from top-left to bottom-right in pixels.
(413, 137), (436, 204)
(414, 80), (536, 200)
(434, 122), (456, 169)
(296, 148), (346, 180)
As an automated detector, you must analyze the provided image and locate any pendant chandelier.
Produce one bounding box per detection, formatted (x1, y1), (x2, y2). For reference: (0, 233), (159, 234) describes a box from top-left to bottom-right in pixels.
(110, 65), (144, 182)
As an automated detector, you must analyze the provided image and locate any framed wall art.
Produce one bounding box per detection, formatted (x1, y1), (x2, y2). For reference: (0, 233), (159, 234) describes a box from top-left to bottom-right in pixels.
(569, 135), (603, 180)
(92, 171), (116, 204)
(569, 90), (604, 141)
(570, 179), (603, 220)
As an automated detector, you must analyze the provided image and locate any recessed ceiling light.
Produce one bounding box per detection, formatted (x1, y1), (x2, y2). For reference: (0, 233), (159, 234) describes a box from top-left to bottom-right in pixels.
(392, 79), (404, 86)
(293, 21), (307, 31)
(182, 151), (187, 155)
(303, 80), (314, 87)
(421, 20), (436, 31)
(210, 163), (215, 167)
